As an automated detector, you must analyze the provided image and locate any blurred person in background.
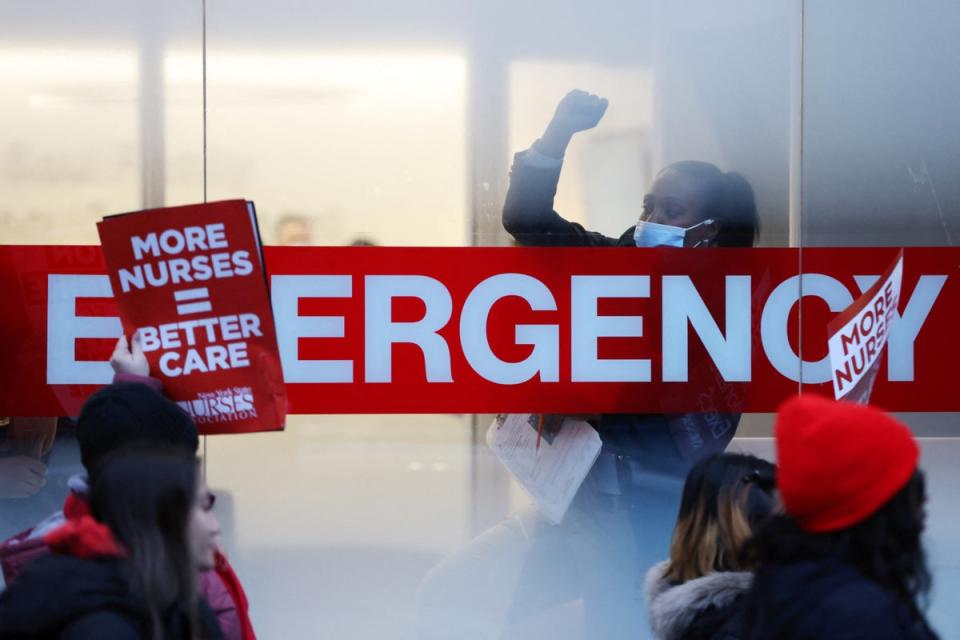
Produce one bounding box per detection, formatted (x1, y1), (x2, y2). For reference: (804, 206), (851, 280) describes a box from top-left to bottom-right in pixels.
(645, 453), (775, 640)
(349, 236), (377, 246)
(0, 446), (225, 639)
(0, 417), (56, 499)
(274, 213), (313, 246)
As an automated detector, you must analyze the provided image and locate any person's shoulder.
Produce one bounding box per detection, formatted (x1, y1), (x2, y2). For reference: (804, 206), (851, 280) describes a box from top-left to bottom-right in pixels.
(0, 556), (136, 637)
(509, 221), (618, 248)
(810, 562), (895, 608)
(0, 522), (54, 583)
(61, 609), (144, 640)
(13, 554), (124, 590)
(0, 508), (65, 549)
(9, 552), (80, 582)
(806, 565), (929, 638)
(615, 226), (636, 245)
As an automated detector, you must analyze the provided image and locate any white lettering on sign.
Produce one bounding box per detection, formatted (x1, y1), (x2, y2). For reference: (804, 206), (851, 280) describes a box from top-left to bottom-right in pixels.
(132, 224), (228, 260)
(43, 271), (946, 387)
(365, 275), (453, 383)
(177, 386), (257, 424)
(571, 275), (650, 382)
(662, 275), (752, 382)
(159, 342), (250, 376)
(829, 257), (903, 399)
(137, 314), (262, 351)
(760, 274), (854, 383)
(118, 252), (253, 293)
(121, 223), (251, 294)
(271, 275), (353, 383)
(853, 274), (947, 381)
(460, 274), (559, 385)
(46, 275), (121, 384)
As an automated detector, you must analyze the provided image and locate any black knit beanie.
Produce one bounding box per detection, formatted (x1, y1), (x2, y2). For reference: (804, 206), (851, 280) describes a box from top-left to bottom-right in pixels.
(76, 383), (199, 473)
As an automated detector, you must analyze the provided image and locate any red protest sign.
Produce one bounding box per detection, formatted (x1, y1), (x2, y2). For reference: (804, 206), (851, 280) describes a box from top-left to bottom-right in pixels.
(828, 250), (904, 403)
(95, 200), (286, 434)
(0, 246), (955, 416)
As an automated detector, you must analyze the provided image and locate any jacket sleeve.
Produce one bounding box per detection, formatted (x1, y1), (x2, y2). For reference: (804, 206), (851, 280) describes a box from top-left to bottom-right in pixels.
(0, 530), (50, 586)
(502, 150), (617, 247)
(61, 611), (141, 640)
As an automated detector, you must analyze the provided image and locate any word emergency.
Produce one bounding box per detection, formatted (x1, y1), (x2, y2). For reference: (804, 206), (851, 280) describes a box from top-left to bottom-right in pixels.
(28, 245), (954, 415)
(269, 272), (944, 385)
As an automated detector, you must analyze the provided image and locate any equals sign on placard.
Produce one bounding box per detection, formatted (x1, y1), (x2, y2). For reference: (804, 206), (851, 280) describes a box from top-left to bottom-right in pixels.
(174, 287), (212, 315)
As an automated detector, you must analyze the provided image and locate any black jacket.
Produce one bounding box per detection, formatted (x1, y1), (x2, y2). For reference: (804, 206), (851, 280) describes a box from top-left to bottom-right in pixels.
(717, 559), (939, 640)
(502, 150), (636, 248)
(0, 555), (225, 640)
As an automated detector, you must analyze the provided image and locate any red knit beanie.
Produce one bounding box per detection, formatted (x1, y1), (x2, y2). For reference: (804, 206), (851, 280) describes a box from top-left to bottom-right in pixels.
(775, 394), (919, 533)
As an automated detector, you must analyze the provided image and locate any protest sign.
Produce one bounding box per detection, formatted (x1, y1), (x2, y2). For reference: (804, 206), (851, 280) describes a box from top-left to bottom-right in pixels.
(828, 250), (904, 403)
(95, 200), (285, 434)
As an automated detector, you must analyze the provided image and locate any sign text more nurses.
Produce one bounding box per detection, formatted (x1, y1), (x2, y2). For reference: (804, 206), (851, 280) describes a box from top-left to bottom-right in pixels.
(120, 223), (262, 377)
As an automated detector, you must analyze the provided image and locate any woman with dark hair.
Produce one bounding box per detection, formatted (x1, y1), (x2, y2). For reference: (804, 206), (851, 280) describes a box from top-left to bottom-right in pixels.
(723, 395), (939, 640)
(500, 90), (760, 494)
(645, 454), (775, 640)
(0, 447), (225, 639)
(0, 338), (255, 640)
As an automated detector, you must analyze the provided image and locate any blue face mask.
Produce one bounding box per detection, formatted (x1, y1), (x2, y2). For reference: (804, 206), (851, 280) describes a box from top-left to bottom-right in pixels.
(633, 219), (715, 248)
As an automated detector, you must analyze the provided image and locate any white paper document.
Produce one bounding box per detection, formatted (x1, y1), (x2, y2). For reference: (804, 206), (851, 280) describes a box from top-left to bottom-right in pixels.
(486, 414), (602, 524)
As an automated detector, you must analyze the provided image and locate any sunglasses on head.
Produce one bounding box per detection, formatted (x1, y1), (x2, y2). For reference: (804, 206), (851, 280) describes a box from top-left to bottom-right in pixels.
(741, 469), (775, 492)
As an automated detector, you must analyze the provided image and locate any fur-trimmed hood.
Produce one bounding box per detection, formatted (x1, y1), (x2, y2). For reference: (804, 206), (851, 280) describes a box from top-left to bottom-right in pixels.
(644, 560), (752, 640)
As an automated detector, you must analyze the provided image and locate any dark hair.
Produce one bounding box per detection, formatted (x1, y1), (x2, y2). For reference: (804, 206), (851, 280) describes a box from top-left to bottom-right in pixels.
(664, 453), (776, 583)
(746, 471), (930, 609)
(90, 446), (201, 640)
(76, 383), (199, 473)
(663, 160), (760, 247)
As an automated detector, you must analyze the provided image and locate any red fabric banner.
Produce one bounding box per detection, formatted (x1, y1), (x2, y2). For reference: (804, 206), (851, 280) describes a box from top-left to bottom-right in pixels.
(0, 246), (954, 417)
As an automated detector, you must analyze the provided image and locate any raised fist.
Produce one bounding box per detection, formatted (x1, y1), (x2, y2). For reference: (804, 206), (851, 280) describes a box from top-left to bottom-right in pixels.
(548, 90), (609, 135)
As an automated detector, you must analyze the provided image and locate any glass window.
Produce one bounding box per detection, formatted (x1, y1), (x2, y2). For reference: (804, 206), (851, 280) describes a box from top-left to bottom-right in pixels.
(1, 1), (957, 638)
(801, 2), (960, 636)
